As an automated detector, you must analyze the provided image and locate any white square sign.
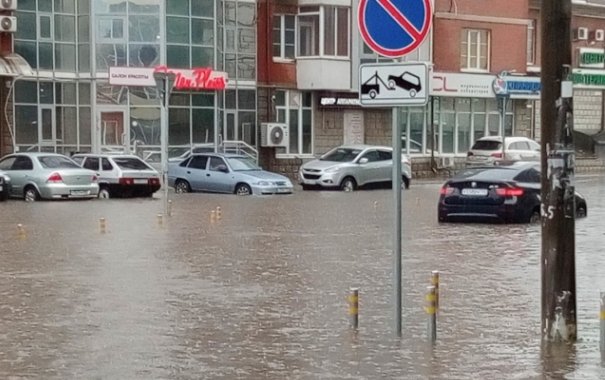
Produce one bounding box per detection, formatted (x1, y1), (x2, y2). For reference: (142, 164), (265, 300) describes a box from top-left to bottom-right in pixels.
(359, 62), (429, 106)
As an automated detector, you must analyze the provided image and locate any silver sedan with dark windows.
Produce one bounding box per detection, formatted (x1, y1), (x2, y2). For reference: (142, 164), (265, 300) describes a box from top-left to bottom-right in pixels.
(168, 153), (293, 196)
(298, 144), (412, 191)
(0, 153), (99, 201)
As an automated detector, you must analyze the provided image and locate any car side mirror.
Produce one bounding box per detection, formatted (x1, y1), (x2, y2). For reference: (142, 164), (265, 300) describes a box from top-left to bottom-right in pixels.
(217, 164), (229, 173)
(359, 157), (369, 164)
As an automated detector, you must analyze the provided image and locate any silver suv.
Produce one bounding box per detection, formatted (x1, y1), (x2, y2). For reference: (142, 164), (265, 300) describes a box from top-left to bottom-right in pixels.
(466, 136), (540, 167)
(298, 144), (412, 191)
(72, 153), (160, 198)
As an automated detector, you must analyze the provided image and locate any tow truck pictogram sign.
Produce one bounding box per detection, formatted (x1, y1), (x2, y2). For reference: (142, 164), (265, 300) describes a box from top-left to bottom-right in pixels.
(359, 62), (429, 106)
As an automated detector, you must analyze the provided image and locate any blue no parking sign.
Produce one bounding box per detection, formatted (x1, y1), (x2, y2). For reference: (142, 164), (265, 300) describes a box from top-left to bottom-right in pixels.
(358, 0), (433, 58)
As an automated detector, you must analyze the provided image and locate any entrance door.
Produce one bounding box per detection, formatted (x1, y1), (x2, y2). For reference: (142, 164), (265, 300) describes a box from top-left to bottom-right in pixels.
(97, 110), (127, 153)
(39, 106), (56, 152)
(223, 111), (236, 141)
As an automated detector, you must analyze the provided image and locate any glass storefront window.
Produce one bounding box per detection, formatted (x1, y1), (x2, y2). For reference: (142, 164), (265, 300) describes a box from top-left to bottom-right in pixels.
(167, 45), (190, 68)
(192, 108), (215, 143)
(168, 17), (189, 43)
(192, 0), (214, 18)
(168, 0), (189, 16)
(15, 106), (38, 144)
(168, 108), (190, 145)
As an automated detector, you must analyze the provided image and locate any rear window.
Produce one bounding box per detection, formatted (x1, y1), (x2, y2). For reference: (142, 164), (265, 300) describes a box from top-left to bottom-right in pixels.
(112, 157), (150, 170)
(38, 156), (80, 169)
(471, 140), (501, 150)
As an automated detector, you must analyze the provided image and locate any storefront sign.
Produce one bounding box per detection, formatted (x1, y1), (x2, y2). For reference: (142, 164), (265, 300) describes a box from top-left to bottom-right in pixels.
(498, 76), (541, 99)
(578, 47), (604, 69)
(572, 68), (605, 90)
(109, 66), (228, 90)
(431, 72), (495, 98)
(320, 97), (361, 107)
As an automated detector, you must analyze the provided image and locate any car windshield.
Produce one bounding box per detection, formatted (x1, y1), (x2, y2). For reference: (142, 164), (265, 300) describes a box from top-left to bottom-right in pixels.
(113, 157), (151, 170)
(38, 155), (80, 169)
(226, 157), (260, 171)
(472, 140), (502, 150)
(320, 148), (361, 162)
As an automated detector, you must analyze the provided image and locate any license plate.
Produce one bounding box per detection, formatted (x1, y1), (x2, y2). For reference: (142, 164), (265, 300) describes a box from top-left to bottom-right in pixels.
(277, 188), (291, 193)
(134, 179), (148, 184)
(70, 190), (89, 195)
(461, 188), (488, 196)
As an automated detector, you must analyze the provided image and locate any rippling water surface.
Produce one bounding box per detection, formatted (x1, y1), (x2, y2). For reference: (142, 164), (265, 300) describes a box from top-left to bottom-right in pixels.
(0, 174), (604, 379)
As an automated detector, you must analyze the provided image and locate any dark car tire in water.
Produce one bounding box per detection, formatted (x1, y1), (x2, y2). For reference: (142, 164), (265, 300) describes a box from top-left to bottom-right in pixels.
(98, 187), (111, 199)
(235, 183), (252, 196)
(24, 186), (39, 202)
(340, 177), (356, 192)
(174, 180), (191, 194)
(576, 204), (587, 218)
(402, 176), (410, 190)
(528, 208), (541, 224)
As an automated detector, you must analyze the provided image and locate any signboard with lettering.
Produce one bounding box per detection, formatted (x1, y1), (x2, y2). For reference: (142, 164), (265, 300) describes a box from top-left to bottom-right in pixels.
(109, 66), (228, 90)
(431, 72), (495, 98)
(572, 68), (605, 90)
(578, 47), (604, 69)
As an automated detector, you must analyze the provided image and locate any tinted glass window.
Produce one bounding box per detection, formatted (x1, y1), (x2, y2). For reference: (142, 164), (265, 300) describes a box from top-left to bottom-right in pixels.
(72, 156), (84, 165)
(38, 156), (79, 169)
(13, 156), (34, 170)
(83, 157), (99, 170)
(188, 155), (208, 169)
(378, 150), (392, 160)
(514, 168), (541, 183)
(362, 150), (380, 162)
(102, 158), (113, 171)
(472, 140), (501, 150)
(0, 156), (16, 170)
(227, 157), (260, 171)
(320, 148), (361, 162)
(112, 157), (150, 170)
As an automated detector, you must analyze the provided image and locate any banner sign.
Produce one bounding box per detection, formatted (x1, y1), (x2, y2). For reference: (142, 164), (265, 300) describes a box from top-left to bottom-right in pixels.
(109, 66), (228, 90)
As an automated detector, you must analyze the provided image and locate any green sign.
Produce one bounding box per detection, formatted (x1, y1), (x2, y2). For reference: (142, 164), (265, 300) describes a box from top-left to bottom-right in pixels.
(572, 70), (605, 89)
(580, 52), (604, 66)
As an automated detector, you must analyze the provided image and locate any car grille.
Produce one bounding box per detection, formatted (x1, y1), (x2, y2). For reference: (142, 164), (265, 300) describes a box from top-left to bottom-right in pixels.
(302, 173), (320, 180)
(275, 181), (287, 186)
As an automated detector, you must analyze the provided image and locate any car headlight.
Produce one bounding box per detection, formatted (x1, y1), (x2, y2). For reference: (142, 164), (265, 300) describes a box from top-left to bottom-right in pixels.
(324, 166), (340, 173)
(256, 181), (273, 186)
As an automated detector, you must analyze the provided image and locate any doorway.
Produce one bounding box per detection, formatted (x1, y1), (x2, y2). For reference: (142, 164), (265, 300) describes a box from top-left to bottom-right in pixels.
(97, 109), (127, 152)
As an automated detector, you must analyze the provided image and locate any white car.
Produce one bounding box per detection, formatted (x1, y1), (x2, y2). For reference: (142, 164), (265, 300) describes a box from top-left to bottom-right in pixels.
(466, 136), (540, 167)
(298, 144), (412, 191)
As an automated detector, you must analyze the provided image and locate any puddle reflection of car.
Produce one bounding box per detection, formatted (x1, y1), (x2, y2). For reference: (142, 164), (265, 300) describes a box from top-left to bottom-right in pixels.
(168, 153), (293, 196)
(298, 144), (412, 191)
(388, 71), (422, 97)
(437, 161), (587, 223)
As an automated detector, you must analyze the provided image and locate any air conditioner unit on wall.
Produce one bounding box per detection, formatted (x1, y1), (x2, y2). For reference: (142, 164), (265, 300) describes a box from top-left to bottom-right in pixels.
(0, 16), (16, 33)
(596, 29), (605, 42)
(439, 156), (455, 169)
(575, 27), (588, 40)
(0, 0), (16, 11)
(260, 123), (289, 148)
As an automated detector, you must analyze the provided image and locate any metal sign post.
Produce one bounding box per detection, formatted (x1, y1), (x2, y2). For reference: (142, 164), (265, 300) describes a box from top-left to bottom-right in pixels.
(154, 71), (176, 217)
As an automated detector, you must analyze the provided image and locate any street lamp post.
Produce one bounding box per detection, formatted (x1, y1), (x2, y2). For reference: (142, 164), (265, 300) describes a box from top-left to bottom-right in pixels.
(153, 71), (176, 217)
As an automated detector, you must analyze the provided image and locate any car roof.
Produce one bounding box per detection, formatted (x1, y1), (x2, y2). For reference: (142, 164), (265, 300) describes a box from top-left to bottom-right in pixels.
(190, 152), (246, 159)
(475, 136), (534, 143)
(72, 153), (142, 159)
(450, 161), (540, 182)
(334, 144), (392, 150)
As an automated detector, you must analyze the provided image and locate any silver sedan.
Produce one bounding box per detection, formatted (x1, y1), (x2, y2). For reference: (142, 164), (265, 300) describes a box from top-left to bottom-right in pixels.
(0, 152), (99, 201)
(298, 144), (412, 191)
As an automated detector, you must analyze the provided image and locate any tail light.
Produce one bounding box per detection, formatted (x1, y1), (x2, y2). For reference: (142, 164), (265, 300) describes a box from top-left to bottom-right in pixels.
(439, 185), (454, 196)
(496, 187), (524, 197)
(491, 152), (503, 158)
(47, 172), (63, 183)
(150, 178), (160, 185)
(119, 178), (134, 185)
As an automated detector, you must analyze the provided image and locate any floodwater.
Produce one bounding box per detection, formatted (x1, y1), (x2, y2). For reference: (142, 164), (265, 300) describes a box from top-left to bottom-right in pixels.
(1, 174), (604, 379)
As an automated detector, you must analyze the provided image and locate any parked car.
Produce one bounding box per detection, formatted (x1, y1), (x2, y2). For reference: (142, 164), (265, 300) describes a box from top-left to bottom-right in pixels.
(0, 153), (99, 201)
(72, 153), (161, 198)
(437, 161), (587, 223)
(466, 136), (540, 167)
(298, 144), (412, 191)
(168, 153), (293, 195)
(0, 170), (10, 201)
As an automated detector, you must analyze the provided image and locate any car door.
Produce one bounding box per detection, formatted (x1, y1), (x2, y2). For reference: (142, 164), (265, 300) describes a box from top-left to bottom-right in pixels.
(0, 156), (17, 196)
(185, 155), (210, 191)
(507, 141), (526, 160)
(356, 149), (383, 186)
(6, 155), (35, 196)
(205, 156), (233, 193)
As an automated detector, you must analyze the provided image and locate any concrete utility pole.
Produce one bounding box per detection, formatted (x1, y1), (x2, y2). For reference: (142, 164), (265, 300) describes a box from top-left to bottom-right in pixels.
(540, 0), (577, 342)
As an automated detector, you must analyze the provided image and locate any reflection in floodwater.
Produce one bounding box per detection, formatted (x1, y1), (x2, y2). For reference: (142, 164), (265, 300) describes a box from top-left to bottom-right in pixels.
(0, 174), (604, 378)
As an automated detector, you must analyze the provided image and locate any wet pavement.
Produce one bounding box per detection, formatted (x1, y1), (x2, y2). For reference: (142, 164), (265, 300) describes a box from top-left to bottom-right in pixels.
(1, 174), (605, 379)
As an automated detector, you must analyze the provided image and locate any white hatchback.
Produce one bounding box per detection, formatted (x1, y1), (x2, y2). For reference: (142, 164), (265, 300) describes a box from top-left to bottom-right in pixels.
(465, 136), (540, 167)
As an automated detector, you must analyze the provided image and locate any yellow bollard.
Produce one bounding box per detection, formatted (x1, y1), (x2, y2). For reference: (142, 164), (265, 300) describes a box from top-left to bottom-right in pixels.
(210, 210), (216, 223)
(431, 271), (440, 311)
(99, 218), (106, 234)
(216, 206), (222, 220)
(157, 213), (163, 225)
(348, 288), (359, 329)
(425, 286), (437, 343)
(17, 224), (26, 240)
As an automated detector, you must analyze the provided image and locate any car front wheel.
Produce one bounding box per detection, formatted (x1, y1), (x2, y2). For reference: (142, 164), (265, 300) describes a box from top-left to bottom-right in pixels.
(24, 187), (39, 202)
(340, 177), (356, 192)
(235, 183), (252, 196)
(174, 180), (191, 194)
(528, 209), (541, 224)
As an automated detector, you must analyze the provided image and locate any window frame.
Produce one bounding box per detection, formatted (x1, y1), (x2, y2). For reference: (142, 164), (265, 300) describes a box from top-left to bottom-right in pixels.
(527, 20), (536, 65)
(460, 28), (490, 72)
(272, 14), (296, 61)
(297, 5), (349, 58)
(275, 90), (314, 158)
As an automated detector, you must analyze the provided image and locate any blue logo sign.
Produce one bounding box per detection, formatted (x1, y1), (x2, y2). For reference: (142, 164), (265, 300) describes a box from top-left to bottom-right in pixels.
(492, 76), (541, 97)
(358, 0), (433, 58)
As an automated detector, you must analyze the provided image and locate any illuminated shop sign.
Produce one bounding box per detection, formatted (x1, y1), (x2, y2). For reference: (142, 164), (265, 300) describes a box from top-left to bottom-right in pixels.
(578, 48), (604, 68)
(572, 68), (605, 89)
(109, 66), (228, 90)
(320, 97), (361, 106)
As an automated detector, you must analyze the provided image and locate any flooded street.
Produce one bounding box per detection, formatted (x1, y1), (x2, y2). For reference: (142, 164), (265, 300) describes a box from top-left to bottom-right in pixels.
(1, 174), (604, 379)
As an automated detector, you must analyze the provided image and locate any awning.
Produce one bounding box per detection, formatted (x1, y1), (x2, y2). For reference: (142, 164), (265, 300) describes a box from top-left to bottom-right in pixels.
(0, 53), (34, 77)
